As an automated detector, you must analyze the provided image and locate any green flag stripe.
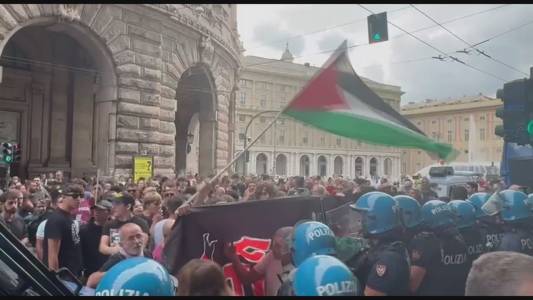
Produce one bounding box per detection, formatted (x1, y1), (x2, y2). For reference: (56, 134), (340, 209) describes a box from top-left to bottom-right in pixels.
(284, 110), (457, 160)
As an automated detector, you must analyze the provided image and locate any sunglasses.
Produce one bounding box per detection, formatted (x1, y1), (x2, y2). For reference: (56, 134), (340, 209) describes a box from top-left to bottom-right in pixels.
(63, 193), (83, 199)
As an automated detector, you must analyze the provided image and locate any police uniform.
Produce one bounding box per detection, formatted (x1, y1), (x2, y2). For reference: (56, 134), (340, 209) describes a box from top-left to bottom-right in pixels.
(497, 226), (533, 256)
(352, 240), (410, 296)
(459, 225), (486, 269)
(478, 221), (504, 252)
(410, 229), (469, 296)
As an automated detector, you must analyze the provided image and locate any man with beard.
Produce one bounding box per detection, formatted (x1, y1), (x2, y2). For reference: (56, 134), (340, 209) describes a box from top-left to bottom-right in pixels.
(87, 222), (149, 288)
(0, 190), (28, 244)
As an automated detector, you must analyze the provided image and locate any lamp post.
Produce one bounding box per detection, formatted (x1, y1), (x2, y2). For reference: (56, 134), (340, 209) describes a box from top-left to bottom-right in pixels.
(242, 110), (279, 176)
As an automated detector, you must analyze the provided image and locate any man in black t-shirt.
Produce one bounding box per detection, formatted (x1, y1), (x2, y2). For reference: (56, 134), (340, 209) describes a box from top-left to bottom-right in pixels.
(99, 192), (149, 257)
(43, 184), (84, 277)
(87, 222), (149, 288)
(80, 199), (112, 279)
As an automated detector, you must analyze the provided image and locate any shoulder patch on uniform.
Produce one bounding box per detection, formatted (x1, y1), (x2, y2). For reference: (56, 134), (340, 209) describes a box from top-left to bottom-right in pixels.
(376, 264), (387, 277)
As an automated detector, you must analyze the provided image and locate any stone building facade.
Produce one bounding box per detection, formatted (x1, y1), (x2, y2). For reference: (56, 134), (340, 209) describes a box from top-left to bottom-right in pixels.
(234, 48), (404, 180)
(401, 94), (503, 175)
(0, 4), (242, 179)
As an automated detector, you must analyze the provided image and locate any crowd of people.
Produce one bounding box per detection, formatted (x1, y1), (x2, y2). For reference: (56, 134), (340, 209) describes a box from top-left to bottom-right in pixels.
(1, 169), (533, 296)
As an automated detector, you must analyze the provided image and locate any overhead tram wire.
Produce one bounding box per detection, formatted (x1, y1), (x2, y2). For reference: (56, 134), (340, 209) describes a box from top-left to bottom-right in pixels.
(243, 4), (510, 69)
(410, 4), (529, 77)
(364, 17), (533, 70)
(244, 4), (508, 53)
(357, 4), (506, 82)
(244, 5), (412, 52)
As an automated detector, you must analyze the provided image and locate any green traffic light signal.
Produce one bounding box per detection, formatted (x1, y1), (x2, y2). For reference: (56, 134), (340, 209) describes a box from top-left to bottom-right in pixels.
(528, 120), (533, 136)
(4, 155), (12, 163)
(373, 33), (381, 41)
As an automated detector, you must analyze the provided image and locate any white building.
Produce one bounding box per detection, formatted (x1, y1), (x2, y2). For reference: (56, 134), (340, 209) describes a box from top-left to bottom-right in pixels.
(234, 46), (404, 180)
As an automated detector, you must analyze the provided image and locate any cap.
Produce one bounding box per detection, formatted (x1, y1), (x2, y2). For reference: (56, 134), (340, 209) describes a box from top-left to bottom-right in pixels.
(93, 199), (113, 210)
(111, 192), (135, 207)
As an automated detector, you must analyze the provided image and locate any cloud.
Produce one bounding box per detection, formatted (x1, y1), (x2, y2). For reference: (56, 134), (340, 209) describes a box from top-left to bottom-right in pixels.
(251, 22), (306, 56)
(316, 32), (349, 51)
(238, 4), (533, 103)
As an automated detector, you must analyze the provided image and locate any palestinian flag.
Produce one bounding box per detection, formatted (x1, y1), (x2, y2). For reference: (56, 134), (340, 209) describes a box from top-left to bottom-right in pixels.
(282, 40), (458, 161)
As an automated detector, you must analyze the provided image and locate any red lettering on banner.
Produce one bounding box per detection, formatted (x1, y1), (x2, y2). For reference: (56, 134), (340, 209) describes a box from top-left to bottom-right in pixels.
(233, 236), (272, 263)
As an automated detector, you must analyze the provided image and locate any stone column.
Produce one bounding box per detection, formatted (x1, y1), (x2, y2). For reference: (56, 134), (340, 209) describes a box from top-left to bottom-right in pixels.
(47, 67), (70, 168)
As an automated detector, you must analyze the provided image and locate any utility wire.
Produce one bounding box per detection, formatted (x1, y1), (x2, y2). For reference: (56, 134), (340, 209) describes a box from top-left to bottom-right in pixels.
(357, 4), (506, 82)
(244, 5), (412, 51)
(410, 4), (528, 77)
(244, 5), (510, 69)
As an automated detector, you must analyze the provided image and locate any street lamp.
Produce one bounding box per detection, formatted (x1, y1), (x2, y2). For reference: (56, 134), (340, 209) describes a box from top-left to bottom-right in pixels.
(242, 110), (279, 176)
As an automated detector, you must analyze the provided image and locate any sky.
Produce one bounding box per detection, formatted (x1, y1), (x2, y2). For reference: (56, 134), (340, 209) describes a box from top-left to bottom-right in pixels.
(237, 4), (533, 105)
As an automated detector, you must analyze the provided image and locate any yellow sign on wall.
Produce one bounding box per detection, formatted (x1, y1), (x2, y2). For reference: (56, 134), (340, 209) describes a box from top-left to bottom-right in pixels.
(133, 156), (153, 183)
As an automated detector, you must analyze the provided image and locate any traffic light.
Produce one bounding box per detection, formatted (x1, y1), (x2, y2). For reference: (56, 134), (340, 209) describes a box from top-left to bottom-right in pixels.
(367, 12), (388, 44)
(12, 143), (21, 162)
(495, 78), (533, 145)
(1, 143), (13, 163)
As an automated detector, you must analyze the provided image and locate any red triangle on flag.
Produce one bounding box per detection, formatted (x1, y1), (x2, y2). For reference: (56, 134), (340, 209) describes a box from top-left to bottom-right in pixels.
(286, 62), (349, 111)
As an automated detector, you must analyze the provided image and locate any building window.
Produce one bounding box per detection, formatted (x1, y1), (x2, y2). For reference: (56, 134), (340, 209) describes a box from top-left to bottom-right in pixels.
(239, 92), (246, 105)
(465, 129), (469, 141)
(279, 135), (284, 143)
(239, 115), (245, 122)
(464, 117), (469, 122)
(448, 130), (452, 143)
(480, 128), (486, 141)
(432, 120), (436, 124)
(336, 138), (341, 146)
(448, 119), (452, 123)
(279, 119), (285, 125)
(260, 135), (266, 143)
(303, 136), (308, 144)
(480, 115), (486, 121)
(432, 132), (437, 140)
(260, 96), (266, 107)
(320, 136), (325, 146)
(260, 117), (265, 123)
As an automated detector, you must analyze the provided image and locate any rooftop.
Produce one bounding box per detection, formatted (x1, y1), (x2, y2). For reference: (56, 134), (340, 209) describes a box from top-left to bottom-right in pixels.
(242, 55), (400, 90)
(401, 93), (500, 111)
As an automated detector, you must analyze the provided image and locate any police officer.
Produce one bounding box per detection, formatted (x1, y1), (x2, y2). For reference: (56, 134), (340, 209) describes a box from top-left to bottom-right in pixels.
(290, 221), (337, 266)
(349, 192), (410, 296)
(278, 220), (338, 296)
(95, 257), (176, 296)
(467, 192), (504, 251)
(497, 190), (533, 255)
(410, 200), (469, 296)
(448, 200), (486, 270)
(394, 195), (424, 242)
(292, 255), (361, 296)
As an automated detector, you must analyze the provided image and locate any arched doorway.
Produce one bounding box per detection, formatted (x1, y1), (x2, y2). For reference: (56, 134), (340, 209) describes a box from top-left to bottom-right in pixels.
(370, 157), (378, 177)
(256, 153), (267, 175)
(355, 157), (364, 177)
(318, 156), (327, 177)
(384, 158), (393, 177)
(0, 22), (116, 179)
(334, 156), (343, 176)
(175, 65), (217, 176)
(276, 154), (287, 176)
(300, 155), (310, 177)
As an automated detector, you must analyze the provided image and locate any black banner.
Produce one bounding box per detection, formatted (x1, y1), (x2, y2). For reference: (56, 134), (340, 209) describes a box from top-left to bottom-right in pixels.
(163, 195), (350, 296)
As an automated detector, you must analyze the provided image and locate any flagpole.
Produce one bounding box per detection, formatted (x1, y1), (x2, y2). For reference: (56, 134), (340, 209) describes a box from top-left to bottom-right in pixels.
(180, 40), (349, 208)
